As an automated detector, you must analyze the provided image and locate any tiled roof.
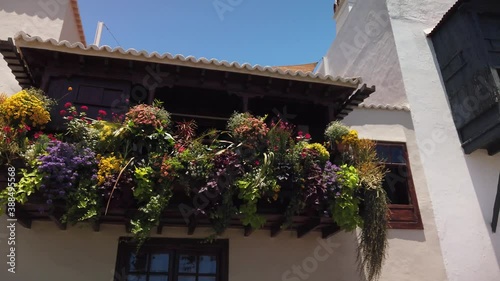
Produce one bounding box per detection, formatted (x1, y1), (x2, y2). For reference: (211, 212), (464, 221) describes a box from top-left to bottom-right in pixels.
(12, 32), (362, 88)
(70, 0), (86, 45)
(271, 62), (318, 73)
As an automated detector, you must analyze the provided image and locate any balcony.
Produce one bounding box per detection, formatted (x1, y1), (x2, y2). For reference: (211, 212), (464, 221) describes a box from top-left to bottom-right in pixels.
(430, 0), (500, 155)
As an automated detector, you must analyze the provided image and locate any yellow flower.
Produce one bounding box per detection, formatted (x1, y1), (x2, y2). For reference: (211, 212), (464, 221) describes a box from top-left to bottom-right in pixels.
(305, 143), (330, 162)
(0, 90), (51, 128)
(341, 130), (359, 146)
(97, 154), (122, 185)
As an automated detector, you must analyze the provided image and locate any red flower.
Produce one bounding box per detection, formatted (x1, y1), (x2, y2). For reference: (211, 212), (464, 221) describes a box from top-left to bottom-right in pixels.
(80, 105), (88, 111)
(24, 125), (31, 131)
(72, 111), (78, 116)
(34, 131), (43, 139)
(97, 117), (102, 121)
(2, 126), (11, 133)
(6, 138), (11, 144)
(64, 102), (72, 108)
(305, 133), (311, 139)
(178, 146), (186, 153)
(67, 116), (74, 121)
(59, 110), (67, 116)
(47, 134), (56, 141)
(255, 160), (260, 166)
(297, 131), (303, 136)
(98, 110), (107, 116)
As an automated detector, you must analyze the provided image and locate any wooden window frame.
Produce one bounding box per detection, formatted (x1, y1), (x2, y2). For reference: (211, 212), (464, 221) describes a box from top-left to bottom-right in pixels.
(376, 142), (424, 230)
(114, 238), (229, 281)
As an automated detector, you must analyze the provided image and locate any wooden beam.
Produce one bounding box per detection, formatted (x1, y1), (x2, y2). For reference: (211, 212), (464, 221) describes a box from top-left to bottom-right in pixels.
(270, 217), (287, 237)
(491, 173), (500, 232)
(244, 225), (254, 237)
(321, 224), (341, 239)
(91, 219), (100, 232)
(5, 206), (32, 229)
(188, 215), (197, 235)
(297, 217), (321, 238)
(487, 139), (500, 156)
(48, 211), (67, 230)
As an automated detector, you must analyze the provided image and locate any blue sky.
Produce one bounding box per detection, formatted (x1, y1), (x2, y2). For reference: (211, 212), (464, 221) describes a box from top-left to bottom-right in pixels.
(79, 0), (336, 67)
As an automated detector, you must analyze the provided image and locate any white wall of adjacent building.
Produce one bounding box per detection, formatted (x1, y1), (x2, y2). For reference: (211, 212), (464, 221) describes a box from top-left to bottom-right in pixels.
(0, 0), (81, 95)
(325, 0), (500, 280)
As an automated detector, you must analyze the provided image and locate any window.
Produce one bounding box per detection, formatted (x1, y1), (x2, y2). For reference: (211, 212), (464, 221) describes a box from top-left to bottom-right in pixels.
(114, 238), (229, 281)
(376, 142), (423, 229)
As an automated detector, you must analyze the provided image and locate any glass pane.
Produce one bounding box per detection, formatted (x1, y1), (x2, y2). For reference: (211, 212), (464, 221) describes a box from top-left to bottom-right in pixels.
(391, 146), (406, 164)
(382, 166), (410, 204)
(127, 274), (147, 281)
(149, 276), (169, 281)
(375, 145), (391, 162)
(129, 253), (148, 272)
(178, 276), (196, 281)
(179, 255), (197, 273)
(199, 277), (216, 281)
(150, 253), (170, 272)
(199, 256), (217, 274)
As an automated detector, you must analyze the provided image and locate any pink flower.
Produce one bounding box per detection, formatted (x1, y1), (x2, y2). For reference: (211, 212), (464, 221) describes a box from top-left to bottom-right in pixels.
(3, 126), (11, 133)
(67, 116), (74, 121)
(97, 117), (102, 121)
(34, 131), (43, 139)
(255, 160), (260, 166)
(297, 131), (303, 136)
(24, 125), (31, 131)
(305, 133), (311, 139)
(47, 134), (56, 141)
(80, 105), (88, 111)
(98, 110), (107, 116)
(59, 110), (67, 116)
(64, 102), (72, 108)
(72, 111), (78, 116)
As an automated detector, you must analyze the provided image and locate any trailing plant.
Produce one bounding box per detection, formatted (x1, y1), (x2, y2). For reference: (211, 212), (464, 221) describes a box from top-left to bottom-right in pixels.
(358, 188), (389, 281)
(330, 164), (362, 231)
(237, 152), (279, 229)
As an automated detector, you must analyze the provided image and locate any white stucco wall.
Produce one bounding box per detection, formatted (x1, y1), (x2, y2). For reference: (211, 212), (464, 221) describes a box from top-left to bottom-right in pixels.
(384, 0), (500, 280)
(343, 108), (448, 281)
(59, 2), (81, 44)
(320, 0), (408, 109)
(0, 222), (364, 281)
(0, 0), (72, 94)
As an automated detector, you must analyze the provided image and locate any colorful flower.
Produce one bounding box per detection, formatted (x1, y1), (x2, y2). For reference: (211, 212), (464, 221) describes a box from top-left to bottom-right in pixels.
(64, 102), (72, 108)
(59, 110), (67, 116)
(80, 105), (88, 111)
(98, 110), (107, 116)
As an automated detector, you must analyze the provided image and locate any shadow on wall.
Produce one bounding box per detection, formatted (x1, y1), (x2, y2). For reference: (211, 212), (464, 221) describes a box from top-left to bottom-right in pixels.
(464, 151), (500, 265)
(0, 0), (67, 21)
(342, 108), (414, 130)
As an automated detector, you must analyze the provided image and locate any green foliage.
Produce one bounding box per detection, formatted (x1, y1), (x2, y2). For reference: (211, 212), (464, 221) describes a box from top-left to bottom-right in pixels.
(359, 189), (389, 281)
(237, 153), (279, 229)
(0, 167), (42, 212)
(331, 164), (363, 231)
(64, 178), (100, 224)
